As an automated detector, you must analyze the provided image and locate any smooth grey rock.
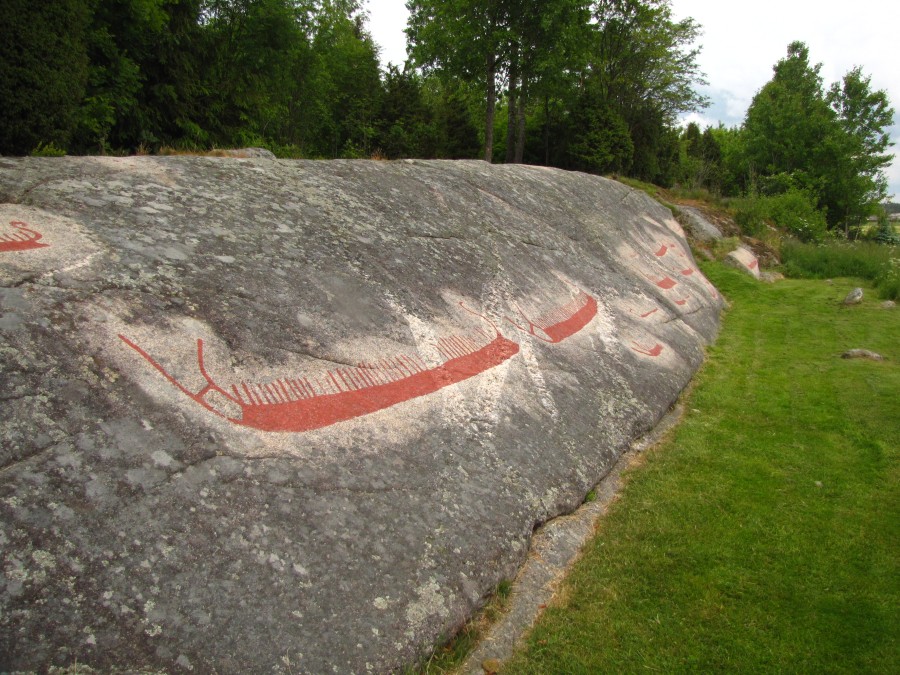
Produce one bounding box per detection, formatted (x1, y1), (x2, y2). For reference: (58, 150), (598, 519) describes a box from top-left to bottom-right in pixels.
(841, 349), (884, 361)
(724, 246), (761, 279)
(0, 157), (722, 673)
(843, 287), (864, 305)
(218, 147), (276, 159)
(679, 205), (723, 241)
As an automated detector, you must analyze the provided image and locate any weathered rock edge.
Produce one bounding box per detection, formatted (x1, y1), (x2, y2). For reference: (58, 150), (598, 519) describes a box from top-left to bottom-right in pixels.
(460, 400), (686, 674)
(0, 157), (722, 673)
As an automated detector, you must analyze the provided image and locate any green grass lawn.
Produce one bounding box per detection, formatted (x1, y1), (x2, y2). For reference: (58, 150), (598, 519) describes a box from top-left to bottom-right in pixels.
(502, 265), (899, 673)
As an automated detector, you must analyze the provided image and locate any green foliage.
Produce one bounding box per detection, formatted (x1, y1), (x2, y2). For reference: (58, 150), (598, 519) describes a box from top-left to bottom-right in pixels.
(29, 142), (68, 157)
(707, 236), (742, 261)
(738, 42), (895, 234)
(731, 189), (830, 242)
(877, 257), (900, 300)
(503, 267), (900, 673)
(781, 240), (900, 300)
(730, 194), (770, 237)
(0, 0), (90, 154)
(567, 97), (633, 174)
(766, 189), (829, 242)
(873, 215), (900, 245)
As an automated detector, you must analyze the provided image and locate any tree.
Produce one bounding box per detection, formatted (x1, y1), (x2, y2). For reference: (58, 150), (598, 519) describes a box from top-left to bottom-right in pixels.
(743, 41), (834, 191)
(407, 0), (507, 161)
(502, 0), (591, 163)
(566, 92), (633, 173)
(824, 67), (895, 233)
(578, 0), (708, 182)
(0, 0), (91, 154)
(741, 42), (895, 233)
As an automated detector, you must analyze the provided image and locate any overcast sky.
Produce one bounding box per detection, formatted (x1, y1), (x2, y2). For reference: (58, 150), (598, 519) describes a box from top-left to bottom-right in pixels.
(363, 0), (899, 200)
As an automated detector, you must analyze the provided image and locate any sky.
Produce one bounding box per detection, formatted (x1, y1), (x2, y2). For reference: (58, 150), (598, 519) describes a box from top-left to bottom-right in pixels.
(363, 0), (900, 200)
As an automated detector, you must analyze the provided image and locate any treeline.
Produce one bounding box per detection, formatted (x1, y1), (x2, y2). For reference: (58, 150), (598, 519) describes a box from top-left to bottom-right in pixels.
(672, 42), (895, 238)
(1, 2), (893, 235)
(2, 0), (410, 158)
(0, 0), (707, 180)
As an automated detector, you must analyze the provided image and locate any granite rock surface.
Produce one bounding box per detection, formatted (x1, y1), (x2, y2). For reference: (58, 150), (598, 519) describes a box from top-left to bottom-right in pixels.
(725, 245), (761, 278)
(0, 157), (722, 673)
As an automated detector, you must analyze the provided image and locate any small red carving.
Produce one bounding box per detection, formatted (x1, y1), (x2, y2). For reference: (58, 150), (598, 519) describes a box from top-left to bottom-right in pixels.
(640, 307), (659, 319)
(120, 305), (520, 433)
(0, 221), (49, 252)
(507, 288), (598, 343)
(749, 259), (758, 269)
(631, 342), (663, 357)
(680, 267), (694, 276)
(647, 274), (678, 290)
(654, 244), (670, 257)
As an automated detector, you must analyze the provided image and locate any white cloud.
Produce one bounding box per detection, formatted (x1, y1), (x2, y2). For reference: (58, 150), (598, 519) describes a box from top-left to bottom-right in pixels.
(365, 0), (410, 69)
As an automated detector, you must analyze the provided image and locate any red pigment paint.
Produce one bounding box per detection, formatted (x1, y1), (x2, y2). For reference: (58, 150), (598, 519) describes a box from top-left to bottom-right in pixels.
(631, 342), (663, 357)
(0, 221), (49, 252)
(648, 275), (677, 290)
(640, 307), (659, 319)
(507, 289), (598, 343)
(120, 306), (520, 432)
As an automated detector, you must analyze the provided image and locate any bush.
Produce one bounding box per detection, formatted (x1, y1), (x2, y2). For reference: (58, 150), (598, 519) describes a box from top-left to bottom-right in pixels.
(30, 141), (67, 157)
(731, 194), (769, 237)
(766, 189), (828, 242)
(876, 256), (900, 300)
(781, 240), (900, 300)
(731, 189), (827, 241)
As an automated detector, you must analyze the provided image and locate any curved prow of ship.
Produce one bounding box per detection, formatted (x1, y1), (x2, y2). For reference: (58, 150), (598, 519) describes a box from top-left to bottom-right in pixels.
(0, 221), (50, 253)
(506, 287), (598, 344)
(120, 306), (520, 433)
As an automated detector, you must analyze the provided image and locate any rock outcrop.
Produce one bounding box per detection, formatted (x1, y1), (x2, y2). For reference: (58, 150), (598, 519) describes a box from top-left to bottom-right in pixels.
(0, 157), (722, 673)
(725, 245), (761, 278)
(679, 205), (723, 241)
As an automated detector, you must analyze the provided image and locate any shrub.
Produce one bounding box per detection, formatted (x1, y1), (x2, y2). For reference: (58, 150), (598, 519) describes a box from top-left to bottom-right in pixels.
(781, 240), (900, 299)
(30, 141), (67, 157)
(731, 189), (827, 241)
(731, 194), (769, 237)
(875, 256), (900, 300)
(766, 189), (828, 242)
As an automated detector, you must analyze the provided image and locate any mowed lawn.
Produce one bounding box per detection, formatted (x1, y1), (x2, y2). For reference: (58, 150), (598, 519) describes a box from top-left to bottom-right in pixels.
(502, 264), (899, 673)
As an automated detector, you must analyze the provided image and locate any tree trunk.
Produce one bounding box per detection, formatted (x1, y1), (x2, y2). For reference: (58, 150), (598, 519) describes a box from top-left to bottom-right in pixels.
(505, 49), (519, 163)
(544, 95), (550, 165)
(514, 81), (527, 163)
(484, 52), (496, 163)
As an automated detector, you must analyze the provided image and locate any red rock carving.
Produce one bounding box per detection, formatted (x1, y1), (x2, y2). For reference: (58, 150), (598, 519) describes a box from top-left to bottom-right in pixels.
(647, 274), (678, 290)
(0, 221), (49, 252)
(748, 259), (758, 270)
(120, 305), (520, 433)
(631, 341), (663, 357)
(507, 288), (598, 343)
